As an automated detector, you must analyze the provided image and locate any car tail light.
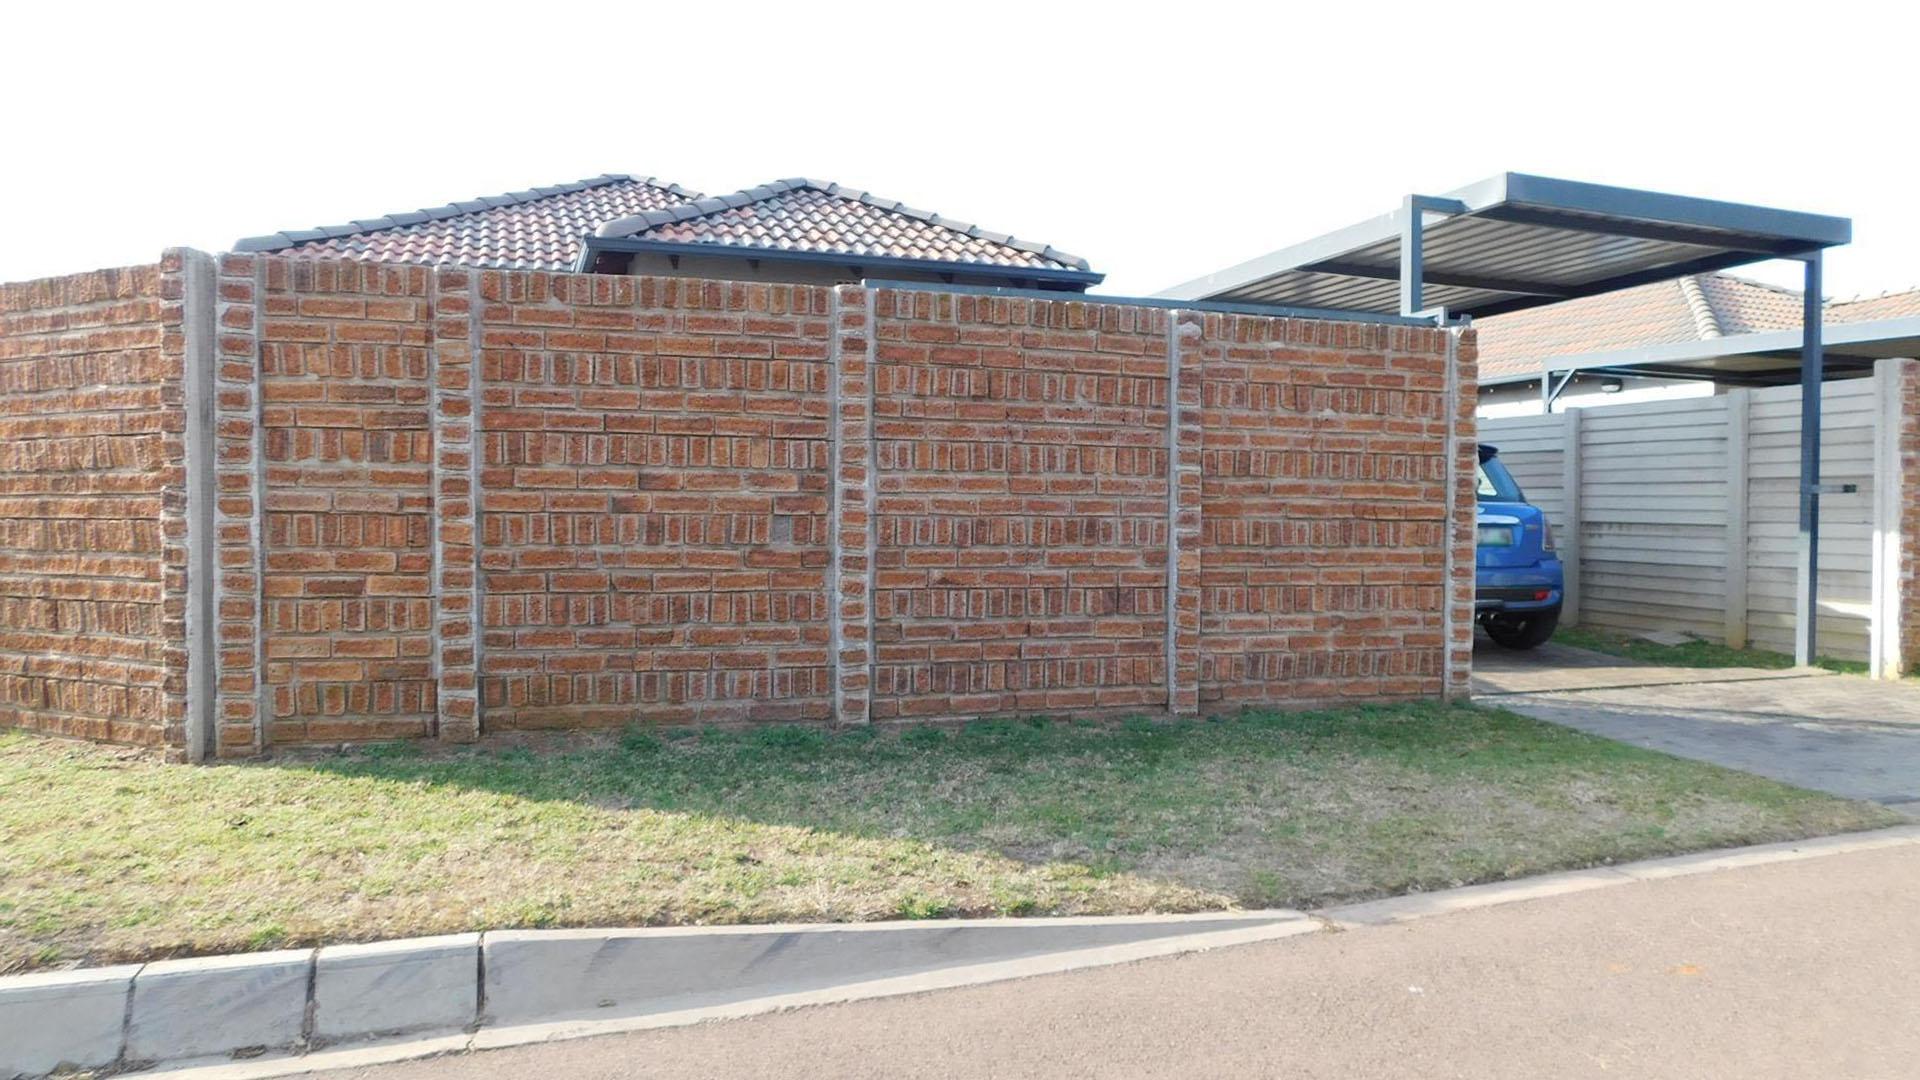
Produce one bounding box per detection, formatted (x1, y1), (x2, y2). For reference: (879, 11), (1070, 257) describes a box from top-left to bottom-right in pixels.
(1541, 519), (1556, 552)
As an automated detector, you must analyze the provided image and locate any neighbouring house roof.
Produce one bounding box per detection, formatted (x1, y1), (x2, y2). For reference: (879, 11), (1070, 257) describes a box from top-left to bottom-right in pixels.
(233, 174), (1101, 288)
(584, 179), (1100, 285)
(234, 175), (701, 270)
(1476, 273), (1920, 383)
(1828, 287), (1920, 323)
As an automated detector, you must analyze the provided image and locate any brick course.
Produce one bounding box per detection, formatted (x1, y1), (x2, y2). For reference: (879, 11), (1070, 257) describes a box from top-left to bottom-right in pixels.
(1195, 314), (1457, 705)
(0, 265), (178, 746)
(0, 252), (1478, 755)
(475, 271), (835, 729)
(869, 290), (1175, 719)
(257, 260), (438, 743)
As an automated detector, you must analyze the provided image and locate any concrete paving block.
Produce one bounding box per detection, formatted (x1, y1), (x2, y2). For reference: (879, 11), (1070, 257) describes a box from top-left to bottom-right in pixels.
(481, 914), (1300, 1025)
(126, 949), (312, 1063)
(314, 934), (479, 1041)
(0, 964), (138, 1078)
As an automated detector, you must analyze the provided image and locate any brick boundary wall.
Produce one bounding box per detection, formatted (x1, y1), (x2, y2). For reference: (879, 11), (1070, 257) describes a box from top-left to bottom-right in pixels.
(0, 251), (1479, 758)
(1898, 360), (1920, 673)
(0, 261), (189, 751)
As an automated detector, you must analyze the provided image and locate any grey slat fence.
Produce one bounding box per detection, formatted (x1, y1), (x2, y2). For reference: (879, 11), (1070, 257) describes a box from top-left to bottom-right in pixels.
(1480, 359), (1907, 671)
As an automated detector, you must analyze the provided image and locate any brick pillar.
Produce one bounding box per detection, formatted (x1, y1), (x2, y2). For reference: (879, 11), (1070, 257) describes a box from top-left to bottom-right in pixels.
(1897, 359), (1920, 675)
(1443, 326), (1479, 698)
(212, 255), (265, 754)
(431, 269), (482, 741)
(155, 252), (193, 758)
(829, 284), (875, 725)
(1167, 312), (1204, 715)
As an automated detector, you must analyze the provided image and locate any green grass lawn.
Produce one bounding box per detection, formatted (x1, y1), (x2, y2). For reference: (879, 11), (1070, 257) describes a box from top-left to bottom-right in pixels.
(1553, 626), (1870, 674)
(0, 702), (1899, 973)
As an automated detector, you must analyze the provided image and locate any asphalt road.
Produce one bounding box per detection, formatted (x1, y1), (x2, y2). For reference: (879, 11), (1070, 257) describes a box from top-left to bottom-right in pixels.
(322, 843), (1920, 1080)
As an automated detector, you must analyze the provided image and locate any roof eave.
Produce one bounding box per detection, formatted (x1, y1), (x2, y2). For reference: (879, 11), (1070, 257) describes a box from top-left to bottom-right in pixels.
(578, 237), (1104, 288)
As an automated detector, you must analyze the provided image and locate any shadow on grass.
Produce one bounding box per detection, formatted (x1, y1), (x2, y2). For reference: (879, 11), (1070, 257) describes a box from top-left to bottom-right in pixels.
(269, 700), (1890, 911)
(2, 702), (1901, 971)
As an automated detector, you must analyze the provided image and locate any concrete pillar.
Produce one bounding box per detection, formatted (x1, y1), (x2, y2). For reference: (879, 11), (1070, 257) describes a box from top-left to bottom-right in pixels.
(431, 268), (482, 740)
(1165, 312), (1204, 715)
(828, 284), (875, 724)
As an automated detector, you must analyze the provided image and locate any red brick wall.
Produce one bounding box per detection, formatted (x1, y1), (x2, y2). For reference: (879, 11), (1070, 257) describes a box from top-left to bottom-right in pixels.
(868, 289), (1175, 719)
(1194, 314), (1458, 706)
(473, 271), (835, 729)
(1898, 359), (1920, 674)
(0, 264), (180, 746)
(5, 253), (1476, 754)
(256, 260), (437, 743)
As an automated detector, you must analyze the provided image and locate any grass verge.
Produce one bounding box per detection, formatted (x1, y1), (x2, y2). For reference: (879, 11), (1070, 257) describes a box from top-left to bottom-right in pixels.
(0, 701), (1899, 973)
(1553, 626), (1869, 674)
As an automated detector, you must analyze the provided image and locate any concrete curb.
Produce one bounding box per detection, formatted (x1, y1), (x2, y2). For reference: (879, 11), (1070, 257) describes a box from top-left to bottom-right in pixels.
(6, 823), (1919, 1079)
(0, 911), (1305, 1079)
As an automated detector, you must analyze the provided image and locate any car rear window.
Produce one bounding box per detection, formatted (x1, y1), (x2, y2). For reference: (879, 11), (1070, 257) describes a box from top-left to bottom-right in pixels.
(1476, 455), (1525, 502)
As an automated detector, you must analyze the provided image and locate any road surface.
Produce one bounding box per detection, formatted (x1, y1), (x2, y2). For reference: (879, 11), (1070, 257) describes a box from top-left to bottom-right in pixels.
(321, 842), (1920, 1079)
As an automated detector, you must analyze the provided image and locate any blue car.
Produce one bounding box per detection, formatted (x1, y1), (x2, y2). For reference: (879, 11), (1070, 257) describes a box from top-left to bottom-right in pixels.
(1475, 444), (1563, 649)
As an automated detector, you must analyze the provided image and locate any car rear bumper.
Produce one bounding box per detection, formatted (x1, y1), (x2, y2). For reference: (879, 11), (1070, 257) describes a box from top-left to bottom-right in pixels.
(1475, 560), (1564, 613)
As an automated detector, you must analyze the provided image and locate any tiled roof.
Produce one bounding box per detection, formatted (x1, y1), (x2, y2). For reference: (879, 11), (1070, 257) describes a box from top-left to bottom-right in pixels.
(1830, 288), (1920, 323)
(1475, 279), (1706, 379)
(1477, 274), (1920, 383)
(1695, 274), (1804, 335)
(234, 175), (700, 270)
(595, 179), (1094, 274)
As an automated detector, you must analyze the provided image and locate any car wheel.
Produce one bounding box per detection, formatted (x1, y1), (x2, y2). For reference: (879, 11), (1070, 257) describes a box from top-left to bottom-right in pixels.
(1484, 608), (1560, 650)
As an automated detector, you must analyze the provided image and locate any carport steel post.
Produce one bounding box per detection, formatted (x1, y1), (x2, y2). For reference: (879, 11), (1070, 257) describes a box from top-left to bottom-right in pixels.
(1796, 251), (1824, 667)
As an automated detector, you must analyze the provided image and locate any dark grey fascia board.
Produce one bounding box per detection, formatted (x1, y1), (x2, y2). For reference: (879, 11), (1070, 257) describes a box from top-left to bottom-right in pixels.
(868, 279), (1438, 326)
(577, 238), (1105, 287)
(1492, 173), (1852, 249)
(1460, 250), (1809, 320)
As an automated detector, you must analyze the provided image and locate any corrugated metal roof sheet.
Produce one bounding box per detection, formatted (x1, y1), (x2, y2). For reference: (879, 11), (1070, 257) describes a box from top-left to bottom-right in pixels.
(1160, 173), (1851, 320)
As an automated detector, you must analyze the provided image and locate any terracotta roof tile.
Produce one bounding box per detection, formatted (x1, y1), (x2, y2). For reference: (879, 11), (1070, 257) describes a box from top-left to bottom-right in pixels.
(1476, 274), (1920, 382)
(1697, 274), (1803, 335)
(595, 179), (1093, 274)
(1475, 278), (1704, 379)
(1829, 288), (1920, 322)
(235, 175), (700, 270)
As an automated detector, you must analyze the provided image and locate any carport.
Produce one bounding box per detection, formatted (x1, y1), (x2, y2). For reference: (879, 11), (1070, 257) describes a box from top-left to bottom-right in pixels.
(1160, 173), (1853, 666)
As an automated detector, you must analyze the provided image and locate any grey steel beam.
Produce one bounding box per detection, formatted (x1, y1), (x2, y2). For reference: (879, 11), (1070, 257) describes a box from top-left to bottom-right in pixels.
(1461, 251), (1799, 319)
(1400, 197), (1424, 317)
(1471, 204), (1817, 256)
(1796, 251), (1825, 666)
(1398, 195), (1470, 317)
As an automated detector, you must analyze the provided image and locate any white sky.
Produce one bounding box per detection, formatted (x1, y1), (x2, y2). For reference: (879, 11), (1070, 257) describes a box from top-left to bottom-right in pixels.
(4, 1), (1916, 300)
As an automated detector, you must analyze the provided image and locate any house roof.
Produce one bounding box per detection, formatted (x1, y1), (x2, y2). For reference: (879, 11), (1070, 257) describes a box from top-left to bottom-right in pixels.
(1829, 287), (1920, 323)
(234, 175), (700, 270)
(589, 179), (1097, 279)
(1476, 273), (1920, 383)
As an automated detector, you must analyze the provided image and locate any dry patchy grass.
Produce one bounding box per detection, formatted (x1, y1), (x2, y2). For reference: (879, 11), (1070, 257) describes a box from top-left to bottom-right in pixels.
(0, 702), (1897, 973)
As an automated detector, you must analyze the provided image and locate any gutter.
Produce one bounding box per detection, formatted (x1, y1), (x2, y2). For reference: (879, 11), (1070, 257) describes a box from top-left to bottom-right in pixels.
(574, 237), (1106, 289)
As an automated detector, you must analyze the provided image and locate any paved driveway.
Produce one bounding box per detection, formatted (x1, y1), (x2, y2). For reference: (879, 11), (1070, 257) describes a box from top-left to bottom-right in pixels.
(1474, 636), (1920, 811)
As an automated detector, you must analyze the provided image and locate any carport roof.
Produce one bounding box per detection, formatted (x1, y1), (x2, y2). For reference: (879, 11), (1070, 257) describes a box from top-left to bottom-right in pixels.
(1157, 173), (1852, 320)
